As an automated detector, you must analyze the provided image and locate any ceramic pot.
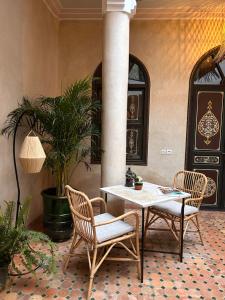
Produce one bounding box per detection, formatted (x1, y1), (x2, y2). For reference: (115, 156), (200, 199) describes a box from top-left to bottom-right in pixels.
(0, 262), (9, 291)
(135, 183), (143, 190)
(42, 188), (73, 242)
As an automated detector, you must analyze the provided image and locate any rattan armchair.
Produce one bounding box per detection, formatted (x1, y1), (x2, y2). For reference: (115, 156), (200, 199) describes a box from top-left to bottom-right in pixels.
(64, 185), (141, 300)
(145, 171), (207, 245)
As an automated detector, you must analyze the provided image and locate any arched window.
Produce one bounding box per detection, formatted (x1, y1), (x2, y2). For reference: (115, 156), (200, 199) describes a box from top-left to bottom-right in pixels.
(193, 48), (225, 85)
(92, 54), (150, 165)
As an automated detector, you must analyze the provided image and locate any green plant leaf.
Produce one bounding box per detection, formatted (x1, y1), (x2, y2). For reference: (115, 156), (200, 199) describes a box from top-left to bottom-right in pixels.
(1, 77), (101, 196)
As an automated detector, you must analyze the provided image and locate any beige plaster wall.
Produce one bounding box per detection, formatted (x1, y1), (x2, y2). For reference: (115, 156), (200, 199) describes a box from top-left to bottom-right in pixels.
(0, 0), (59, 222)
(130, 19), (223, 185)
(59, 21), (102, 197)
(59, 18), (223, 198)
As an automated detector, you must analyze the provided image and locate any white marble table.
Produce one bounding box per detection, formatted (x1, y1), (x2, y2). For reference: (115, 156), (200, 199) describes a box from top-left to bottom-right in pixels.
(100, 182), (191, 283)
(101, 182), (190, 208)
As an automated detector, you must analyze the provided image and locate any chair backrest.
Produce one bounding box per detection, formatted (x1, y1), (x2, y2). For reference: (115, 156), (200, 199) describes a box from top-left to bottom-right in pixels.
(65, 185), (96, 243)
(173, 171), (207, 208)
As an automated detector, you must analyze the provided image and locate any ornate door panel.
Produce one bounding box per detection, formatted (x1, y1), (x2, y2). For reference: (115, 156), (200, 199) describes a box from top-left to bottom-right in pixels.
(126, 89), (146, 162)
(195, 91), (223, 150)
(186, 87), (225, 209)
(194, 169), (219, 206)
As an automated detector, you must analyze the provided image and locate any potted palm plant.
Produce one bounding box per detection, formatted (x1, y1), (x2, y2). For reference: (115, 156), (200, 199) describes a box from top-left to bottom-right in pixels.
(1, 78), (100, 241)
(0, 198), (55, 291)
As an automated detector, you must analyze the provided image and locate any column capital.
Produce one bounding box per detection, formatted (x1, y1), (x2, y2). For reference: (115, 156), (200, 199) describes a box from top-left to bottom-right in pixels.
(102, 0), (137, 17)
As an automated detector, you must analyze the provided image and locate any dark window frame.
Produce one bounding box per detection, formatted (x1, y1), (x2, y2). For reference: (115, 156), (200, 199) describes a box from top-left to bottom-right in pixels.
(91, 54), (150, 165)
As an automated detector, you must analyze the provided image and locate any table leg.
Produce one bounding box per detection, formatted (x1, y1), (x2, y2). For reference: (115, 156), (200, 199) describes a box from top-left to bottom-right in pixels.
(141, 207), (145, 283)
(105, 193), (107, 203)
(180, 198), (185, 262)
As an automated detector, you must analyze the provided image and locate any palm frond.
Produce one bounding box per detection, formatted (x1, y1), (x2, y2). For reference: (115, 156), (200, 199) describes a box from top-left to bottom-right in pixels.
(0, 199), (56, 274)
(1, 77), (101, 196)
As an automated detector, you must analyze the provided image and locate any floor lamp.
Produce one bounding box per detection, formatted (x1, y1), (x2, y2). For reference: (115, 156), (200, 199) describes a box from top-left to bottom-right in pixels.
(13, 112), (46, 224)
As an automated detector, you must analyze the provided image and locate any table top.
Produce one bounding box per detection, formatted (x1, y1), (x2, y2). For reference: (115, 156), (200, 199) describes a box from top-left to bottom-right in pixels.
(100, 182), (191, 208)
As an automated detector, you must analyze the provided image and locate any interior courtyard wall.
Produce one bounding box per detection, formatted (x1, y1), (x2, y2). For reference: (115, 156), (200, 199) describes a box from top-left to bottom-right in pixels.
(0, 0), (59, 222)
(59, 19), (223, 198)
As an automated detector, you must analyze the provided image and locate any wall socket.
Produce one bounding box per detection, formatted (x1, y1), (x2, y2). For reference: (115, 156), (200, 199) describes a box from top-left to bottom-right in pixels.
(160, 148), (173, 155)
(167, 149), (173, 154)
(160, 149), (167, 155)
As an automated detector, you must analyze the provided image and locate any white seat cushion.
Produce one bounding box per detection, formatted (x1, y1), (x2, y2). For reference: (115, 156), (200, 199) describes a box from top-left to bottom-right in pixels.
(152, 200), (199, 217)
(94, 213), (134, 243)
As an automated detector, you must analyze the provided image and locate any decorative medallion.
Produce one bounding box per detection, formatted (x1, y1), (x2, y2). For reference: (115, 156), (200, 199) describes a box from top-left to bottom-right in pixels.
(204, 177), (217, 198)
(197, 100), (219, 145)
(127, 129), (138, 155)
(127, 95), (139, 120)
(194, 156), (219, 165)
(129, 98), (136, 119)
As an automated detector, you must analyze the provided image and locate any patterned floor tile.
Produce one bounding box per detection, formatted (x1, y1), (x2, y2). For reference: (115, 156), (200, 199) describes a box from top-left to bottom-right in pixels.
(0, 211), (225, 300)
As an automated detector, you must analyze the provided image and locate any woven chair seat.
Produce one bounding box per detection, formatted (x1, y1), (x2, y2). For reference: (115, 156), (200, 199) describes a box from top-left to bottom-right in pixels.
(94, 213), (134, 243)
(152, 200), (199, 217)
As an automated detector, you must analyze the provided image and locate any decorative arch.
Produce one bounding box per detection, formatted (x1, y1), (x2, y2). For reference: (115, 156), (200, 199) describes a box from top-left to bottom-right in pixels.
(92, 54), (150, 165)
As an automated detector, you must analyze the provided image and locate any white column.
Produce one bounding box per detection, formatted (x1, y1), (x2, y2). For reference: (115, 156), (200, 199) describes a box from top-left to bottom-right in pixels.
(101, 0), (136, 216)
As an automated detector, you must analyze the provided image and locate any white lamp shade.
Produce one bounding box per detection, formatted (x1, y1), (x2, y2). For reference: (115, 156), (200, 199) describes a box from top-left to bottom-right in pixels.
(19, 136), (46, 173)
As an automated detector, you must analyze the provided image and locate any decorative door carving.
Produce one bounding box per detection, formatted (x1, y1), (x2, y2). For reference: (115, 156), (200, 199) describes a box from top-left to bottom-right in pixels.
(186, 47), (225, 210)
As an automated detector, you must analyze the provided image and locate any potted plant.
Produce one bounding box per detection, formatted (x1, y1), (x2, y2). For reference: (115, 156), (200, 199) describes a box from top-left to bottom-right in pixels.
(1, 78), (101, 241)
(0, 198), (55, 291)
(134, 175), (143, 190)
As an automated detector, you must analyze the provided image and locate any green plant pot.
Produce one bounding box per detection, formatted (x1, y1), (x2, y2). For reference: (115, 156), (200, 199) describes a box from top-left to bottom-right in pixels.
(42, 188), (73, 242)
(0, 262), (10, 291)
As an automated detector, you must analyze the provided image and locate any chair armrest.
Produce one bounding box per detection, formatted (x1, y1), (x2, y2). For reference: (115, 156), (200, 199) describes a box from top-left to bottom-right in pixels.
(184, 197), (203, 207)
(94, 211), (139, 229)
(90, 197), (107, 212)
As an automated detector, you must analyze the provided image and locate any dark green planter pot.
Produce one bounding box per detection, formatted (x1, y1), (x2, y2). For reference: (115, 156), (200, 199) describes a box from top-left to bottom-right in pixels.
(42, 188), (73, 242)
(0, 262), (9, 291)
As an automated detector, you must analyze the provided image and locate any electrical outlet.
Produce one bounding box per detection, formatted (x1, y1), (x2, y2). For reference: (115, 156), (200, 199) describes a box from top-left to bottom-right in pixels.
(160, 149), (167, 155)
(167, 149), (173, 154)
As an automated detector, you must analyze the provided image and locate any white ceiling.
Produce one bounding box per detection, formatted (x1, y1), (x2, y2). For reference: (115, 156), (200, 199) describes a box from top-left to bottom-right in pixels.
(58, 0), (224, 10)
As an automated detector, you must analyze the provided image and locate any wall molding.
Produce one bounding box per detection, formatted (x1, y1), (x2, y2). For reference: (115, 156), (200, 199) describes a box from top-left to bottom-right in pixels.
(43, 0), (225, 20)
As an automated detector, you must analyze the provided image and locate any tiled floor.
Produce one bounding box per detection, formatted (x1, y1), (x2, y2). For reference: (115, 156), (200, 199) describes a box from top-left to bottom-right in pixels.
(1, 211), (225, 300)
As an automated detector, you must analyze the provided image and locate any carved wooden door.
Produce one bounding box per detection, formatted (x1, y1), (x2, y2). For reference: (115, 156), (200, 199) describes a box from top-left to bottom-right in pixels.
(186, 50), (225, 209)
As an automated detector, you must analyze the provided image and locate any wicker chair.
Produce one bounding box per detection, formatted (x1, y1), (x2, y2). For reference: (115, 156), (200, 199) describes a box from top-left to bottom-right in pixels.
(64, 185), (141, 300)
(144, 171), (207, 245)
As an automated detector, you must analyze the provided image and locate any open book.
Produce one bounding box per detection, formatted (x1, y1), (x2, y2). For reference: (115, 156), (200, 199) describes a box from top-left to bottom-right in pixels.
(158, 187), (182, 194)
